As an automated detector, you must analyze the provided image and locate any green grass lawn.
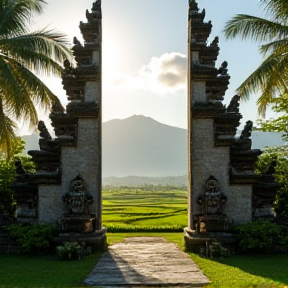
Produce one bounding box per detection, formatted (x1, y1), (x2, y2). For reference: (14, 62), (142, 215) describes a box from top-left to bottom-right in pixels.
(0, 252), (102, 288)
(1, 188), (288, 288)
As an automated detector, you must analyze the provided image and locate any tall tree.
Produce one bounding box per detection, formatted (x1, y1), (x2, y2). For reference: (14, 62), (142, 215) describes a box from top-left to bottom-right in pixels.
(223, 0), (288, 116)
(0, 0), (72, 157)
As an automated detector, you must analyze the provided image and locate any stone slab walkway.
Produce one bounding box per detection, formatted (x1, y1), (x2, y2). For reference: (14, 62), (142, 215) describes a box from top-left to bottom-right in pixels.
(84, 237), (209, 287)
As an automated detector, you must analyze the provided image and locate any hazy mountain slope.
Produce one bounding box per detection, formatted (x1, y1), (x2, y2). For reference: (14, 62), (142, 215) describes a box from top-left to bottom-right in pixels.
(251, 131), (285, 149)
(102, 115), (187, 177)
(22, 115), (286, 178)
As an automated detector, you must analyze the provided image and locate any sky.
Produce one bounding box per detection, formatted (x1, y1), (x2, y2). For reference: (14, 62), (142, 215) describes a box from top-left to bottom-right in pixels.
(29, 0), (266, 132)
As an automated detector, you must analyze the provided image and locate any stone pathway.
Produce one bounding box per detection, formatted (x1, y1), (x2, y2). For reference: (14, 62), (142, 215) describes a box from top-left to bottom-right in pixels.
(84, 237), (209, 287)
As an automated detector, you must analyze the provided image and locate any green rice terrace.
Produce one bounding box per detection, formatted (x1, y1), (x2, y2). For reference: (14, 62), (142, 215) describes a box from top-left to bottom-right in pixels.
(102, 186), (187, 231)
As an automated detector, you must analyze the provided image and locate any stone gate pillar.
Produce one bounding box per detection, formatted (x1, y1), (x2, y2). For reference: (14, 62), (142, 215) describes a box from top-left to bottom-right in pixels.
(185, 1), (260, 251)
(22, 1), (106, 248)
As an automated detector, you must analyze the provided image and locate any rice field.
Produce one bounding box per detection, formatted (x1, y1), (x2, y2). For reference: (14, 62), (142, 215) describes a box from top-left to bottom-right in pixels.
(102, 187), (188, 231)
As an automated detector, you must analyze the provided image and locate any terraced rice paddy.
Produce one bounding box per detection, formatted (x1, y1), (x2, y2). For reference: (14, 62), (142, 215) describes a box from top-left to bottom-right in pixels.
(102, 187), (187, 231)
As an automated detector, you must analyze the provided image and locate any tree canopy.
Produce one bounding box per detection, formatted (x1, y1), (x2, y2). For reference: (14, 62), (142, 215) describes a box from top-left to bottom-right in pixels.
(0, 0), (72, 157)
(223, 0), (288, 116)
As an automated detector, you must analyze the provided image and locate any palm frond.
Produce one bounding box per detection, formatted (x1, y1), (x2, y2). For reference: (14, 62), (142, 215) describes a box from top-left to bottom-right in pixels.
(0, 0), (47, 37)
(0, 29), (72, 75)
(237, 53), (288, 102)
(260, 38), (288, 56)
(260, 0), (288, 22)
(223, 14), (288, 42)
(0, 98), (17, 159)
(0, 54), (62, 119)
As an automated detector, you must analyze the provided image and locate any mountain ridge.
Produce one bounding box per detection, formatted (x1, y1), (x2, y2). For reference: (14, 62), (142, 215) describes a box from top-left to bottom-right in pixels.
(23, 115), (285, 179)
(102, 115), (187, 177)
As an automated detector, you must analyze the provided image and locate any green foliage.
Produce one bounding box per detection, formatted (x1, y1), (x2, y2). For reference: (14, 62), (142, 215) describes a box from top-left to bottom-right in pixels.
(224, 0), (288, 115)
(257, 93), (288, 141)
(56, 242), (82, 260)
(6, 223), (58, 255)
(0, 0), (72, 155)
(105, 224), (184, 232)
(14, 154), (36, 174)
(234, 219), (288, 254)
(0, 158), (16, 216)
(255, 145), (288, 216)
(0, 137), (25, 160)
(0, 137), (35, 216)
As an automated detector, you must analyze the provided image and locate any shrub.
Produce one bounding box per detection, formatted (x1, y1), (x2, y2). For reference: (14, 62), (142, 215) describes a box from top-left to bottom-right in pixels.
(234, 219), (288, 254)
(6, 223), (58, 255)
(0, 159), (16, 216)
(56, 242), (82, 260)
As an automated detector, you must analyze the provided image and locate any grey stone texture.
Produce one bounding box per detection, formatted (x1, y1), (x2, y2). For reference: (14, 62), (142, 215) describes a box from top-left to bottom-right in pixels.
(38, 185), (63, 223)
(84, 237), (209, 287)
(38, 118), (100, 223)
(85, 81), (99, 103)
(189, 118), (252, 226)
(191, 82), (206, 103)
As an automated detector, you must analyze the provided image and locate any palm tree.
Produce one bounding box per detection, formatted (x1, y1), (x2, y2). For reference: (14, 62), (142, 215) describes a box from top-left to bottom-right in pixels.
(0, 0), (72, 157)
(223, 0), (288, 116)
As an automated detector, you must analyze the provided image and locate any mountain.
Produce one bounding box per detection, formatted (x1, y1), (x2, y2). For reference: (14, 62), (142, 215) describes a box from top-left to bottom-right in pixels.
(251, 131), (285, 149)
(22, 115), (286, 178)
(102, 115), (187, 177)
(22, 133), (39, 153)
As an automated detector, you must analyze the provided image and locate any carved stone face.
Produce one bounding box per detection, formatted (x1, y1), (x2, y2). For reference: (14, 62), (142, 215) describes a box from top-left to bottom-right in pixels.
(205, 178), (219, 192)
(71, 179), (86, 193)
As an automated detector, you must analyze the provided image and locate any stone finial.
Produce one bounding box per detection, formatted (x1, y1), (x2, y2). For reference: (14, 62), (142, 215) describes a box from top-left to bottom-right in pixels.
(51, 102), (64, 114)
(217, 61), (228, 76)
(38, 121), (52, 140)
(73, 36), (81, 45)
(189, 0), (199, 11)
(92, 0), (101, 11)
(201, 9), (206, 21)
(240, 120), (253, 139)
(227, 95), (240, 113)
(210, 36), (219, 47)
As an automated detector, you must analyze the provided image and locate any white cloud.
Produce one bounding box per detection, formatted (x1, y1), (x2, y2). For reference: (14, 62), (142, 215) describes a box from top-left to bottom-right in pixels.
(105, 52), (187, 95)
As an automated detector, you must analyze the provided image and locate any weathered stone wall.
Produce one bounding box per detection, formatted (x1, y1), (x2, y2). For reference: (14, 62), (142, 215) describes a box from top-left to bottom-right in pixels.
(62, 118), (100, 215)
(93, 51), (100, 66)
(191, 81), (206, 103)
(38, 118), (100, 223)
(85, 82), (99, 103)
(189, 118), (252, 225)
(38, 185), (64, 223)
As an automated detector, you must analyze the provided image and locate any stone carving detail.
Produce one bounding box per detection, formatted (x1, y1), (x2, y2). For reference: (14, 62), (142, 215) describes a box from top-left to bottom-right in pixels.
(73, 36), (81, 46)
(63, 59), (73, 75)
(217, 61), (228, 76)
(227, 95), (240, 113)
(210, 36), (219, 47)
(51, 102), (65, 114)
(189, 0), (199, 11)
(197, 176), (227, 214)
(38, 121), (52, 140)
(62, 175), (93, 215)
(240, 120), (253, 139)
